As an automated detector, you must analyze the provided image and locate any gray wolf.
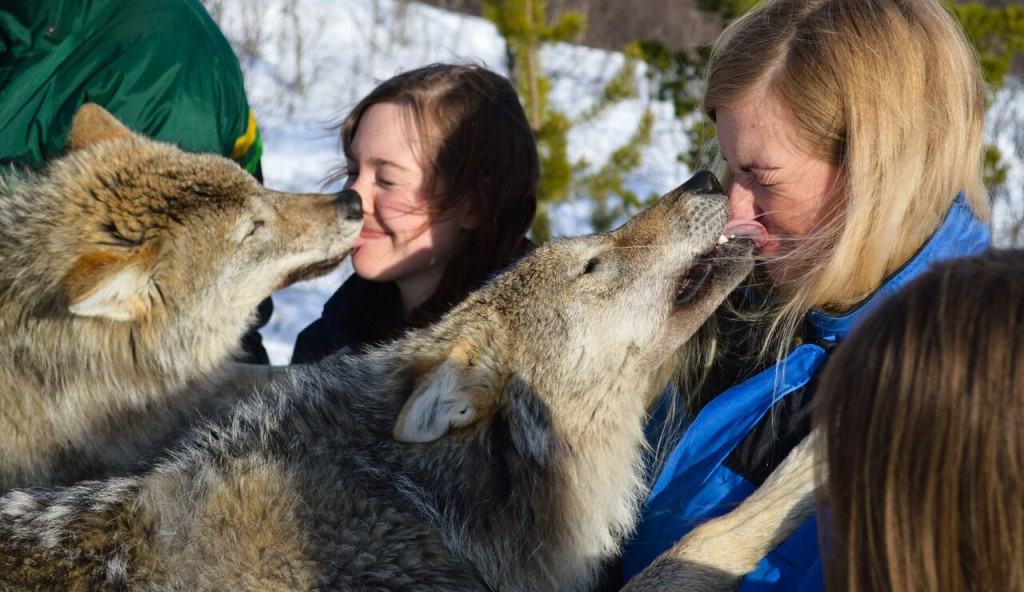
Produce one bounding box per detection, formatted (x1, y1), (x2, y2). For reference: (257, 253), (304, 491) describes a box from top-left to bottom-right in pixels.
(0, 171), (758, 591)
(0, 104), (363, 491)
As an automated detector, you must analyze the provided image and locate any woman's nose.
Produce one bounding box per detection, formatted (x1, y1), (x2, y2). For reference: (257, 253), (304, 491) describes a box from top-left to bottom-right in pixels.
(727, 182), (756, 220)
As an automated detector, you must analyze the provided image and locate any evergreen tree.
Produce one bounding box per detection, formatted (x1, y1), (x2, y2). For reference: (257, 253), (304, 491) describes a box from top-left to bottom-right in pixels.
(573, 43), (657, 233)
(948, 2), (1024, 190)
(482, 0), (656, 238)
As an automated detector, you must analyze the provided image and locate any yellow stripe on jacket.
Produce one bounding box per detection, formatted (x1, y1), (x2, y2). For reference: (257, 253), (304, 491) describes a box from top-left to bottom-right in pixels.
(230, 111), (258, 161)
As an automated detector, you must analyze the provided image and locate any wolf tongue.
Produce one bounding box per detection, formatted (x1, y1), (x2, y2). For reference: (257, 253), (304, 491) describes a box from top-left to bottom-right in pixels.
(721, 219), (769, 247)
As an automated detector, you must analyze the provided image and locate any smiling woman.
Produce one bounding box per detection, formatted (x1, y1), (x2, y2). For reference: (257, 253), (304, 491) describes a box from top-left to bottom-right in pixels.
(342, 102), (477, 314)
(290, 63), (539, 363)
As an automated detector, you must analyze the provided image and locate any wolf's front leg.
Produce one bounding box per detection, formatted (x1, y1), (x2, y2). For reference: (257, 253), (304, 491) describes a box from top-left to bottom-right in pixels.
(622, 433), (820, 591)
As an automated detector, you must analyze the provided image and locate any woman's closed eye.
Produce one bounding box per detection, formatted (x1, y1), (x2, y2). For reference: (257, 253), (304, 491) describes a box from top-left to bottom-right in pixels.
(742, 174), (779, 195)
(738, 170), (770, 187)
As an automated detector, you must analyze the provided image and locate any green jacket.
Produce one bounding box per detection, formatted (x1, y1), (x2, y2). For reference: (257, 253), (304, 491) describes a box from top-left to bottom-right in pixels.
(0, 0), (262, 175)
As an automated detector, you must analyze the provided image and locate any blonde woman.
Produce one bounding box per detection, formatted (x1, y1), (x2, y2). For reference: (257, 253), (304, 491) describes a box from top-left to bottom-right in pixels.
(816, 249), (1024, 591)
(620, 0), (991, 589)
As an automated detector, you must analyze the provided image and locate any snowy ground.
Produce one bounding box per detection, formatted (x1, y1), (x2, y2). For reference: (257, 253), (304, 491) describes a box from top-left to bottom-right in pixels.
(208, 0), (1023, 364)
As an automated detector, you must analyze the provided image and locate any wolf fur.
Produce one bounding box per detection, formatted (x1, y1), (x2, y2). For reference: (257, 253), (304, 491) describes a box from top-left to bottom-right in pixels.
(0, 172), (758, 591)
(0, 104), (363, 492)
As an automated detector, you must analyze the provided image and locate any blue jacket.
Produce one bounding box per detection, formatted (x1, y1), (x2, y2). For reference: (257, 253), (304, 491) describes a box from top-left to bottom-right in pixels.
(621, 194), (990, 590)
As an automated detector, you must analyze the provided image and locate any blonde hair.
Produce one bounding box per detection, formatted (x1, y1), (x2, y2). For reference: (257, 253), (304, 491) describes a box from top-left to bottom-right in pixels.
(814, 249), (1024, 591)
(702, 0), (988, 353)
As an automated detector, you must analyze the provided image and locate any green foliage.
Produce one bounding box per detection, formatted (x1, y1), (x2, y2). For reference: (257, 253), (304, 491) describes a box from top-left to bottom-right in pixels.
(695, 0), (759, 23)
(632, 39), (715, 173)
(535, 111), (573, 208)
(948, 2), (1024, 86)
(483, 0), (656, 240)
(543, 10), (585, 42)
(584, 109), (657, 232)
(569, 43), (659, 230)
(983, 143), (1009, 189)
(483, 0), (581, 240)
(633, 40), (708, 121)
(572, 46), (640, 124)
(681, 119), (718, 174)
(945, 2), (1024, 197)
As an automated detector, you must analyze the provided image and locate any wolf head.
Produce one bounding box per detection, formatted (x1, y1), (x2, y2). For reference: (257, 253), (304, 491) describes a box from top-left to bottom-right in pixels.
(60, 105), (361, 325)
(0, 104), (362, 489)
(0, 104), (362, 371)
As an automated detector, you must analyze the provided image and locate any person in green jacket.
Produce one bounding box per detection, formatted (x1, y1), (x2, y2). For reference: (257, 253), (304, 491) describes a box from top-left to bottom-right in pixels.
(0, 0), (271, 363)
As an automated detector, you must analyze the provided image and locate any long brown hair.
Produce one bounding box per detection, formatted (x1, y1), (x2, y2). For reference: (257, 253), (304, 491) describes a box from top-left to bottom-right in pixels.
(814, 249), (1024, 591)
(330, 62), (538, 326)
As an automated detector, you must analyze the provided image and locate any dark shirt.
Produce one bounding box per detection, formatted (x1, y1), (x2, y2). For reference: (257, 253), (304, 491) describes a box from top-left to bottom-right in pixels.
(291, 275), (407, 364)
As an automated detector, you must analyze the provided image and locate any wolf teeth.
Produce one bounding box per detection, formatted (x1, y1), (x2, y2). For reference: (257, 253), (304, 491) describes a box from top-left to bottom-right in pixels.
(717, 235), (729, 245)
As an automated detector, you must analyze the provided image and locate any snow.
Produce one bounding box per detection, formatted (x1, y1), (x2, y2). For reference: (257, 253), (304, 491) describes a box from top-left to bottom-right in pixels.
(208, 0), (1022, 365)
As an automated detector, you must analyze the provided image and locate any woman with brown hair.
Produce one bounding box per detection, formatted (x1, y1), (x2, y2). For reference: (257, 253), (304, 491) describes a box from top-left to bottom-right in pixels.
(291, 63), (538, 362)
(816, 248), (1024, 591)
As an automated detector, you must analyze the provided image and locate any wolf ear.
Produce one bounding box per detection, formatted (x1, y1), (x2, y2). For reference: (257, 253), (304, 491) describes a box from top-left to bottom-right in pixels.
(65, 252), (153, 321)
(67, 103), (134, 152)
(394, 343), (501, 443)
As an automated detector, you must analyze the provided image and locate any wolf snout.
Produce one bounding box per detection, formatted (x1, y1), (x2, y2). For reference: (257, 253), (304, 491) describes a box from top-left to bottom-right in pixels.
(681, 170), (725, 196)
(335, 189), (364, 221)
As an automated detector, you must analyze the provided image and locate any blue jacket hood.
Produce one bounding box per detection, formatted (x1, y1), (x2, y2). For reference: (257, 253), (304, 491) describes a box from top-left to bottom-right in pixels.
(808, 193), (990, 343)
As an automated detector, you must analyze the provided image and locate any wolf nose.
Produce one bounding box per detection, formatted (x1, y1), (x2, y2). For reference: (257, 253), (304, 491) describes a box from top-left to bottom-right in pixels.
(335, 189), (363, 221)
(681, 170), (725, 195)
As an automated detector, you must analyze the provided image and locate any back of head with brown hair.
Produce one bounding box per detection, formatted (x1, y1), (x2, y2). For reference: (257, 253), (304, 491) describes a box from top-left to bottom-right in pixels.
(814, 248), (1024, 592)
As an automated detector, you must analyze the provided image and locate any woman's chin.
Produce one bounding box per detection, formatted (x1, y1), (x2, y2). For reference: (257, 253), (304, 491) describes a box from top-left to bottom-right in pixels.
(351, 253), (382, 281)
